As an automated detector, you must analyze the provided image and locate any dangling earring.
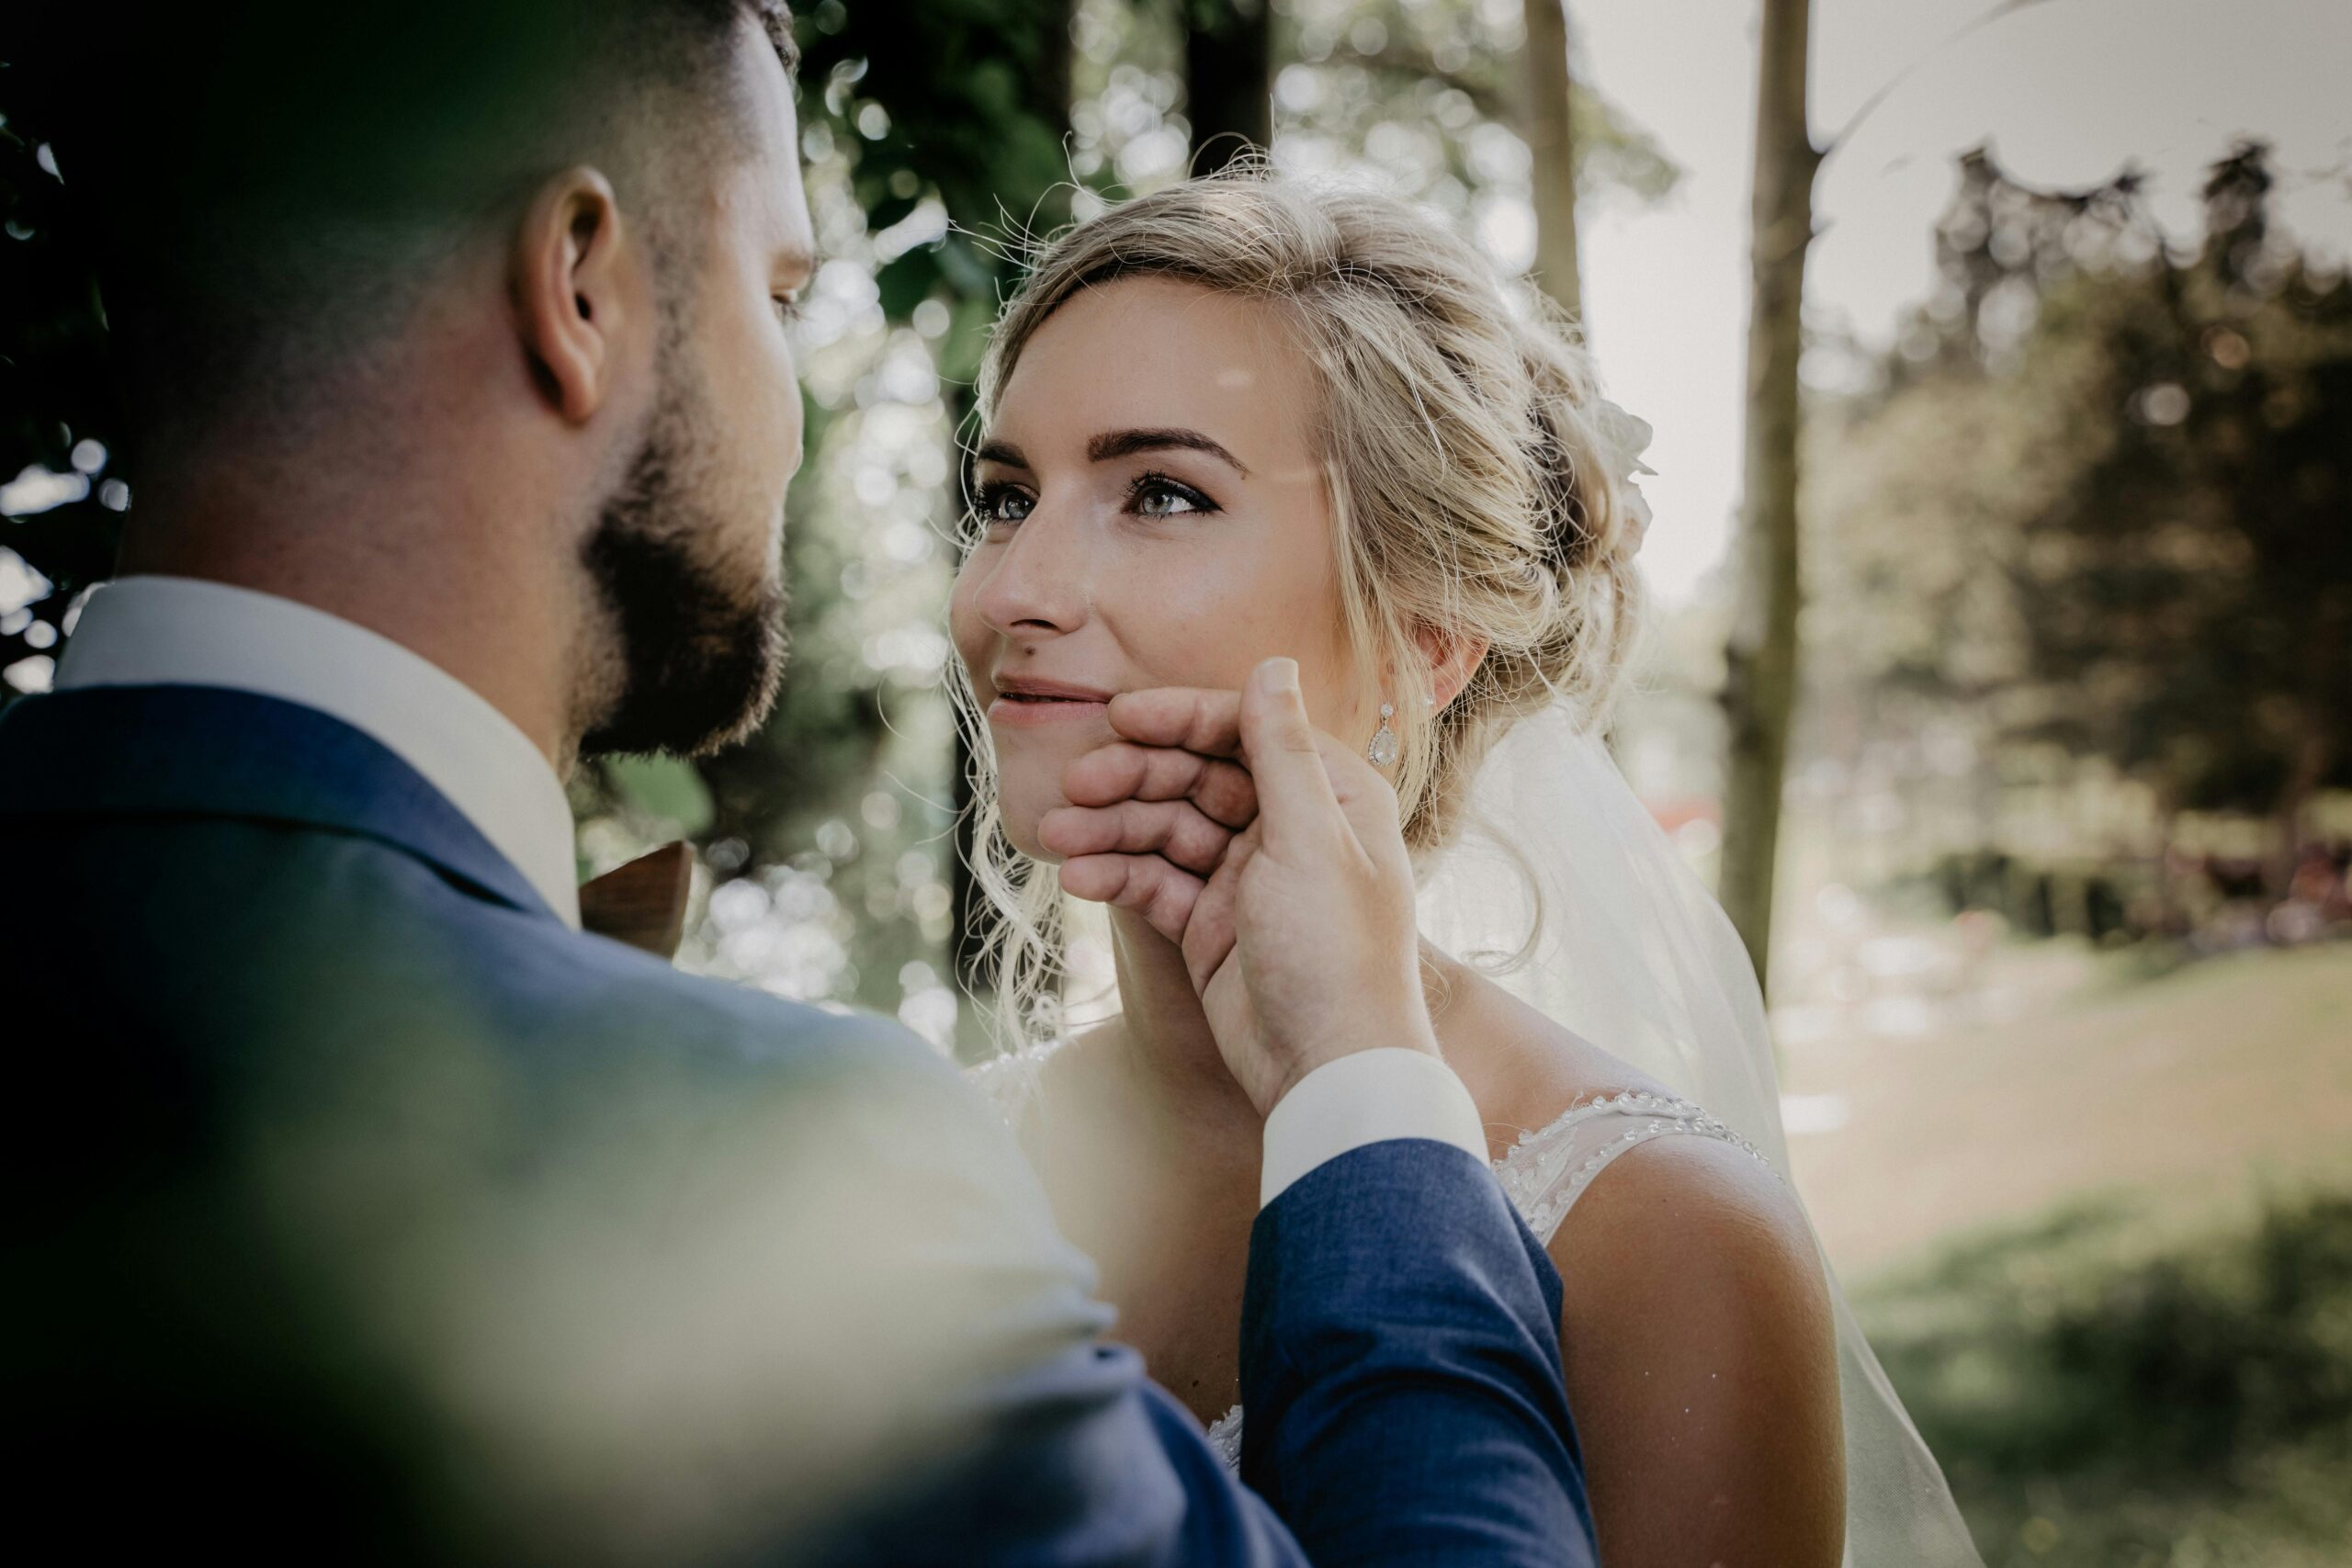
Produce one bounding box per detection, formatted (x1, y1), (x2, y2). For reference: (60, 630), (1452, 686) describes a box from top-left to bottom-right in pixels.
(1366, 701), (1399, 768)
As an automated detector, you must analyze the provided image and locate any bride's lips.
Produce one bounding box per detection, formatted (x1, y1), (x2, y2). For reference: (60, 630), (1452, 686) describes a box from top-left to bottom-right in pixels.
(987, 675), (1115, 727)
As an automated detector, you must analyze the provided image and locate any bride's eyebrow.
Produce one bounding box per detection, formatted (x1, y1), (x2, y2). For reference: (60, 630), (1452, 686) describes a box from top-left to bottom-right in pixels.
(974, 440), (1031, 471)
(1086, 427), (1251, 478)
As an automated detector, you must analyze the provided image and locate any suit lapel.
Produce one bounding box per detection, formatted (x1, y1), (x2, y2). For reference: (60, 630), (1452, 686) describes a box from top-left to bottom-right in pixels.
(0, 684), (558, 922)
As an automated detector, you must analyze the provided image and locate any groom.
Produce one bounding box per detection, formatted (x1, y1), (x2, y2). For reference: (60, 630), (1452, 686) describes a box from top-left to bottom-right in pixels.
(1, 4), (1594, 1562)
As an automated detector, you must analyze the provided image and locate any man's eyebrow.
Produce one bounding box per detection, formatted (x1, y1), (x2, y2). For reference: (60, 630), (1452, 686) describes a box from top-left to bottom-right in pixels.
(975, 440), (1030, 469)
(1086, 428), (1251, 478)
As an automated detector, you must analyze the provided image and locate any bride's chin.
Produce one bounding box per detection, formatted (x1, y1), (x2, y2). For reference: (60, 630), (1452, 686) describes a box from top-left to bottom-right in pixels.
(1012, 835), (1062, 867)
(997, 807), (1059, 865)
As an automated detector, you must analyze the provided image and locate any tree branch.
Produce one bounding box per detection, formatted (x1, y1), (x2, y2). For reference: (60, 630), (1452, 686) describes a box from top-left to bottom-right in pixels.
(1818, 0), (2070, 170)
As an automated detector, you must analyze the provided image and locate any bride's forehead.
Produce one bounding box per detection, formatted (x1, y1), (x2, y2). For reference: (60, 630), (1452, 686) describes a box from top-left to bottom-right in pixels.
(998, 278), (1315, 446)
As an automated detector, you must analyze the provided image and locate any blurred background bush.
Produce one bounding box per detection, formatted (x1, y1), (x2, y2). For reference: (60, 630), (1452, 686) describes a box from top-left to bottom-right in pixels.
(6, 2), (2347, 1561)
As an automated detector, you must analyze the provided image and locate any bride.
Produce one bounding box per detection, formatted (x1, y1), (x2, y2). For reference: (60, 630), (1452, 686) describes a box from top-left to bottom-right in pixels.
(946, 170), (1981, 1567)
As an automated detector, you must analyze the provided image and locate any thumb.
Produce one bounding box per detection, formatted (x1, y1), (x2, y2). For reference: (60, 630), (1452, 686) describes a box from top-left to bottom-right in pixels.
(1238, 658), (1341, 852)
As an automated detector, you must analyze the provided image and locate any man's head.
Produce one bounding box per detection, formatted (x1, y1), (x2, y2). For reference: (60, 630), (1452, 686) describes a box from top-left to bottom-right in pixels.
(38, 1), (816, 757)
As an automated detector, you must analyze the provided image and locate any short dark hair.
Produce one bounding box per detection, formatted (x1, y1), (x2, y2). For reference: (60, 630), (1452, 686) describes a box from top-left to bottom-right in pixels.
(21, 2), (796, 445)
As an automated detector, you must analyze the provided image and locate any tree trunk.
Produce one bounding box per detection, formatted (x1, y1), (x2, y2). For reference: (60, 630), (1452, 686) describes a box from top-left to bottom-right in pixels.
(1521, 0), (1581, 317)
(1184, 1), (1273, 172)
(1716, 0), (1819, 994)
(2269, 728), (2328, 899)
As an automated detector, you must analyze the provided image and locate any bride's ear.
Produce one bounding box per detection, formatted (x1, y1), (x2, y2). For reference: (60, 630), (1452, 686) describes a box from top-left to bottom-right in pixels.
(1413, 626), (1490, 712)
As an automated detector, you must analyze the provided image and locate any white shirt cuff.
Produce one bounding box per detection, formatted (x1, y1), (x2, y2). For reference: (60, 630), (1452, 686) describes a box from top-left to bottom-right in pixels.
(1259, 1048), (1489, 1208)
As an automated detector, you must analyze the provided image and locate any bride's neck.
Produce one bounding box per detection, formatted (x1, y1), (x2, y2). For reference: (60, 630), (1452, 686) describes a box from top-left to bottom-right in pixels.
(1106, 908), (1261, 1145)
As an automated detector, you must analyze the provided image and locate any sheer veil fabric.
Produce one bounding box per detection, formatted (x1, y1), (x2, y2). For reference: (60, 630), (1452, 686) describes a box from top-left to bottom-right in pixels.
(1416, 702), (1984, 1567)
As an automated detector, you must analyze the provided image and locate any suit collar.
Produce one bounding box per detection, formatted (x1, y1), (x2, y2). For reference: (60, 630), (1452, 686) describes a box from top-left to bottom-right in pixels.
(52, 577), (581, 927)
(0, 683), (558, 922)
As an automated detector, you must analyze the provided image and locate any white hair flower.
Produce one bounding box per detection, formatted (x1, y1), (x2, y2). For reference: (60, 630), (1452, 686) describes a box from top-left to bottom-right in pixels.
(1591, 398), (1656, 547)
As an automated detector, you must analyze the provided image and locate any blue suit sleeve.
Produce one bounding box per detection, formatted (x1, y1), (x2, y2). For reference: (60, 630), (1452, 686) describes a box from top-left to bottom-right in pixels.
(817, 1120), (1594, 1567)
(1240, 1139), (1599, 1565)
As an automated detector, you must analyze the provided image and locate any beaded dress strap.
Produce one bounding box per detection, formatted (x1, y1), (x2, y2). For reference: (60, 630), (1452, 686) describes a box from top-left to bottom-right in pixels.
(966, 1039), (1068, 1130)
(1493, 1089), (1776, 1246)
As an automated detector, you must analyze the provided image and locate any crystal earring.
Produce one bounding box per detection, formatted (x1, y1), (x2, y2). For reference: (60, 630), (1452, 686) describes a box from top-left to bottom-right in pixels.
(1366, 701), (1399, 768)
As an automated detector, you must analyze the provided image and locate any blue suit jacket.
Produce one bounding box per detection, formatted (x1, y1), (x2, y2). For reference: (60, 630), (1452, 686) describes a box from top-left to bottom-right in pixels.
(0, 684), (1595, 1565)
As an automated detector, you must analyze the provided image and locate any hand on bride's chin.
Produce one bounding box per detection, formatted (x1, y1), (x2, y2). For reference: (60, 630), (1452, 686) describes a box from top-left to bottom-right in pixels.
(1046, 658), (1440, 1115)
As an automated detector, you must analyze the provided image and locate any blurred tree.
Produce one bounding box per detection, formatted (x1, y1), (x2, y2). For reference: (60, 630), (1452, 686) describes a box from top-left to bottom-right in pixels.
(1182, 1), (1272, 170)
(760, 1), (1080, 1009)
(1808, 141), (2352, 908)
(1260, 0), (1679, 240)
(1519, 0), (1580, 316)
(1718, 0), (1819, 990)
(640, 0), (1085, 1024)
(2000, 145), (2352, 890)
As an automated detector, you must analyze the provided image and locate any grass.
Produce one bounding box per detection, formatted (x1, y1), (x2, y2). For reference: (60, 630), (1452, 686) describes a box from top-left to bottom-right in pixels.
(1785, 941), (2352, 1277)
(1859, 1190), (2352, 1566)
(1794, 941), (2352, 1565)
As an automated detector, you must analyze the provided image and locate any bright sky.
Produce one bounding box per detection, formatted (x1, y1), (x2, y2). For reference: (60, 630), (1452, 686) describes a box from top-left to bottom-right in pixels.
(1572, 0), (2352, 604)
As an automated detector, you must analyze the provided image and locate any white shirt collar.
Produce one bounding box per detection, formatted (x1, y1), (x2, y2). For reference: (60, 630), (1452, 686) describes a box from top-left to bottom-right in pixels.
(54, 575), (582, 928)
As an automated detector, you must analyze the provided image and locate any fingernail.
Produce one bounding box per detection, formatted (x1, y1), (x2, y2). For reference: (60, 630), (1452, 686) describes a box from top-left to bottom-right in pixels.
(1261, 657), (1300, 694)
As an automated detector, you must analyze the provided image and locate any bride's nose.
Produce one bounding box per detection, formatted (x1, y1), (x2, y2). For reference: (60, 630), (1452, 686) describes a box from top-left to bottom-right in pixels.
(970, 512), (1091, 641)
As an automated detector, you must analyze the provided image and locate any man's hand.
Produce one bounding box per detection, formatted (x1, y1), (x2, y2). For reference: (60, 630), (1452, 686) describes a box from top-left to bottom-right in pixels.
(1042, 659), (1439, 1115)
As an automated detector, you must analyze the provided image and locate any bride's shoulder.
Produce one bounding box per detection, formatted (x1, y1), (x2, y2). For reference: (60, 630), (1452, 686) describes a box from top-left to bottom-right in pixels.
(1451, 1005), (1849, 1564)
(965, 1037), (1064, 1131)
(1440, 964), (1810, 1272)
(963, 1023), (1116, 1132)
(1447, 974), (1836, 1421)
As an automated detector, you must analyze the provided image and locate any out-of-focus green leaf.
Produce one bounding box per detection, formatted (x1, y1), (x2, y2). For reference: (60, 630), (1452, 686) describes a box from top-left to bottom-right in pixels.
(605, 753), (715, 838)
(875, 247), (940, 320)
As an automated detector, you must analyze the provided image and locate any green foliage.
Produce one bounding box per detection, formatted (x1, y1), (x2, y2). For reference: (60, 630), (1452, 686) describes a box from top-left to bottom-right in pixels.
(2004, 152), (2352, 818)
(797, 0), (1081, 374)
(574, 2), (1098, 1024)
(601, 754), (716, 840)
(1568, 75), (1680, 207)
(1260, 0), (1680, 224)
(1863, 1192), (2352, 1566)
(1807, 142), (2352, 866)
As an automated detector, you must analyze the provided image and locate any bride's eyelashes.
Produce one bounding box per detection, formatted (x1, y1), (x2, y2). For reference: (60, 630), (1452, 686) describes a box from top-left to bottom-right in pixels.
(1125, 471), (1220, 519)
(975, 480), (1036, 534)
(971, 472), (1218, 536)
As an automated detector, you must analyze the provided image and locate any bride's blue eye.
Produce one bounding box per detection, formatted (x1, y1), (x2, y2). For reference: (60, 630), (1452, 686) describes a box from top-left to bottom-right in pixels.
(1128, 473), (1218, 519)
(976, 483), (1035, 527)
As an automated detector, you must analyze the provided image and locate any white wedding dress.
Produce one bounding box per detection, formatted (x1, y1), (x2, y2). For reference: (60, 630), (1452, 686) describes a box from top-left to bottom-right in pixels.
(973, 1055), (1770, 1469)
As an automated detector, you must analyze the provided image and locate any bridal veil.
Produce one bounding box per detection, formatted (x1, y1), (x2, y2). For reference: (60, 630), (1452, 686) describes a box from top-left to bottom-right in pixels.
(1418, 701), (1984, 1568)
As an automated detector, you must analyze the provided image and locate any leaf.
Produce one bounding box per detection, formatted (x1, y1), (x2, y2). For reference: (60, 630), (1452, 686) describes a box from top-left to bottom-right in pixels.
(875, 249), (940, 321)
(605, 753), (715, 839)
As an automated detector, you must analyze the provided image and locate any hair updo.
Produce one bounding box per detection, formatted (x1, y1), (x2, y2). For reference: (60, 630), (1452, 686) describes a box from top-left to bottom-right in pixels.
(956, 168), (1646, 1044)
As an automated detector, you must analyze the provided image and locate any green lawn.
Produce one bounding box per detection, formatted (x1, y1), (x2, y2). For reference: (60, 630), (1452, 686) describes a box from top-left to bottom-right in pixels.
(1788, 942), (2352, 1279)
(1790, 942), (2352, 1566)
(1860, 1191), (2352, 1566)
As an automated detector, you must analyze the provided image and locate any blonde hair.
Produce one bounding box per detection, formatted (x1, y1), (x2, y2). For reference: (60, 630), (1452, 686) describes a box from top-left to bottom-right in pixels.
(951, 168), (1645, 1048)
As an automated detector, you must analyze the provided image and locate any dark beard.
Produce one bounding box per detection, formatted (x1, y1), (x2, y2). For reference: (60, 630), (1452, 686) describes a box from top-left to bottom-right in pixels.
(578, 387), (786, 760)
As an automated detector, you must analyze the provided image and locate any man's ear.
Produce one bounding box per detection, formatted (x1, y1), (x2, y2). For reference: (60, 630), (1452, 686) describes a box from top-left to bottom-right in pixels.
(1412, 625), (1490, 713)
(514, 167), (639, 423)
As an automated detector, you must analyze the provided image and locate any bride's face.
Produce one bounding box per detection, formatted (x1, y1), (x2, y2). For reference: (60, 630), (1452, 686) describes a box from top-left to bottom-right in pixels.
(950, 276), (1368, 858)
